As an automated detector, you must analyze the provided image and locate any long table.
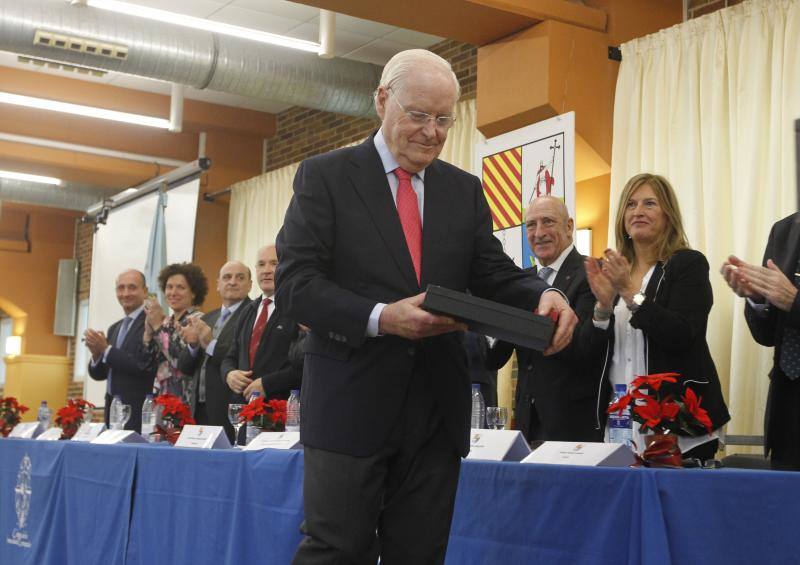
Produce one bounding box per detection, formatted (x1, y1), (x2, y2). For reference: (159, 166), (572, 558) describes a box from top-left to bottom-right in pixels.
(2, 439), (799, 564)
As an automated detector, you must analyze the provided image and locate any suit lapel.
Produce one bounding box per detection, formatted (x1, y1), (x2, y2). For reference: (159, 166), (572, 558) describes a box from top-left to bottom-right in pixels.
(119, 310), (145, 349)
(348, 137), (419, 291)
(552, 248), (582, 295)
(780, 217), (800, 274)
(420, 161), (449, 291)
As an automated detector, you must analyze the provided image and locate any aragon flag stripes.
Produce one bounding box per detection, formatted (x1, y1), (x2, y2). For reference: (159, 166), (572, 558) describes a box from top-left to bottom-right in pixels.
(482, 147), (522, 231)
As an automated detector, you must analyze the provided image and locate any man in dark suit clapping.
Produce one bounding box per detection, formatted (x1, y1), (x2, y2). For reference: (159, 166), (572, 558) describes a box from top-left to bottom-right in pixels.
(85, 269), (155, 432)
(178, 260), (252, 439)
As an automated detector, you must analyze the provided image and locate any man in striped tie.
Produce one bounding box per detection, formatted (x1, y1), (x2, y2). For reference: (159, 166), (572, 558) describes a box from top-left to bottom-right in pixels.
(277, 49), (578, 564)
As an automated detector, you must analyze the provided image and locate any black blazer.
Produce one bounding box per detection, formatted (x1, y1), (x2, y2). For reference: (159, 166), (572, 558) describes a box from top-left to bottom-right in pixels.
(588, 249), (731, 433)
(487, 247), (608, 442)
(744, 212), (800, 455)
(177, 298), (251, 435)
(87, 310), (154, 432)
(220, 296), (301, 403)
(275, 135), (549, 457)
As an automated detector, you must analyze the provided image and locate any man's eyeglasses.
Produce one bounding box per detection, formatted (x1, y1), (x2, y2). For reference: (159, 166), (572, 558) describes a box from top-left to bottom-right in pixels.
(387, 88), (456, 130)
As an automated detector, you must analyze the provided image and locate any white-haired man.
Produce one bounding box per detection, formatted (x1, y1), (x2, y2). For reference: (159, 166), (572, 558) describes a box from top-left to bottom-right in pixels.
(277, 49), (577, 564)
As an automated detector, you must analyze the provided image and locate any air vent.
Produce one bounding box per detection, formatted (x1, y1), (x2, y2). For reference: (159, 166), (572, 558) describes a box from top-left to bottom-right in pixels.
(17, 55), (106, 77)
(34, 29), (128, 61)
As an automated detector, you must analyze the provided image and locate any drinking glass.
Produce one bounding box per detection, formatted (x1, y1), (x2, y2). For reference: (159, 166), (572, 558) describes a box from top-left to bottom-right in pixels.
(118, 404), (132, 429)
(228, 403), (245, 446)
(494, 407), (508, 430)
(486, 407), (498, 429)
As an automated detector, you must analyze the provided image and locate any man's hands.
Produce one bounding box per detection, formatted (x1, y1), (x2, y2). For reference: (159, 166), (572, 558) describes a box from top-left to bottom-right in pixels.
(84, 329), (108, 360)
(721, 255), (797, 311)
(585, 257), (616, 309)
(180, 317), (212, 347)
(537, 291), (578, 356)
(243, 378), (264, 400)
(379, 293), (467, 340)
(226, 369), (254, 395)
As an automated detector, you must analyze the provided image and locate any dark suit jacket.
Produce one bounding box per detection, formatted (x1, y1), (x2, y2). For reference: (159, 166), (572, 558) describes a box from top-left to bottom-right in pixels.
(588, 249), (731, 434)
(220, 296), (301, 404)
(744, 212), (800, 457)
(87, 310), (154, 432)
(487, 248), (608, 442)
(177, 298), (251, 437)
(275, 135), (549, 458)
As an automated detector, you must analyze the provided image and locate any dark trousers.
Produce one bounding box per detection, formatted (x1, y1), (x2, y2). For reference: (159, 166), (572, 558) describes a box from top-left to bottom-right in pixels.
(766, 374), (800, 470)
(293, 368), (462, 565)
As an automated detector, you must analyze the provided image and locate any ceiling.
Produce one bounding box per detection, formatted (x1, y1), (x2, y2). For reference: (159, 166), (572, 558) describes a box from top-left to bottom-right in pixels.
(0, 0), (445, 114)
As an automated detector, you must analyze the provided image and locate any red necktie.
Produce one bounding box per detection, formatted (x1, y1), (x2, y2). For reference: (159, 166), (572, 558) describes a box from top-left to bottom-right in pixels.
(249, 298), (270, 367)
(394, 168), (422, 284)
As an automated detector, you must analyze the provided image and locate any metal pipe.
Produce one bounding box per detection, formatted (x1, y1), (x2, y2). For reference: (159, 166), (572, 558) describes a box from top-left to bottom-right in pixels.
(319, 10), (336, 60)
(169, 83), (184, 133)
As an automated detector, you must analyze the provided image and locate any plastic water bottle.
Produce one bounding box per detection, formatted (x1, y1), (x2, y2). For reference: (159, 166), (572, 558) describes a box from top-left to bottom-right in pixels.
(286, 390), (300, 432)
(608, 384), (633, 447)
(37, 401), (51, 430)
(109, 394), (123, 430)
(245, 391), (262, 444)
(470, 384), (486, 429)
(141, 394), (156, 441)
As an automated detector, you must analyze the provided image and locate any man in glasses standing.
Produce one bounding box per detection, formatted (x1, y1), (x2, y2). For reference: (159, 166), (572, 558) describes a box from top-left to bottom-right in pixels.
(277, 49), (577, 564)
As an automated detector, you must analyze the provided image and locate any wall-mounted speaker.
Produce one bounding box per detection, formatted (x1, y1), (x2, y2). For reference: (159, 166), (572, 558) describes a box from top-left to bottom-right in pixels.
(54, 259), (78, 336)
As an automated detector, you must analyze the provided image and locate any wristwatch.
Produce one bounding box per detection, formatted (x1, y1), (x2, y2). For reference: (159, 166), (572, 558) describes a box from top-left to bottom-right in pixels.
(593, 303), (612, 321)
(626, 292), (646, 312)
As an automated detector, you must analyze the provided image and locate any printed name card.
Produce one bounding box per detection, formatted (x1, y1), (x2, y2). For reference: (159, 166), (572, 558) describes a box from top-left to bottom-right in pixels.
(72, 423), (106, 442)
(8, 423), (42, 439)
(243, 431), (301, 451)
(36, 428), (64, 441)
(522, 441), (636, 467)
(91, 430), (148, 445)
(466, 429), (532, 462)
(175, 425), (231, 449)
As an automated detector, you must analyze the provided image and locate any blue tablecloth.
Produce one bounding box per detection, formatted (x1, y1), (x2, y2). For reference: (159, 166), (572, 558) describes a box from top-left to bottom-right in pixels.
(2, 438), (800, 565)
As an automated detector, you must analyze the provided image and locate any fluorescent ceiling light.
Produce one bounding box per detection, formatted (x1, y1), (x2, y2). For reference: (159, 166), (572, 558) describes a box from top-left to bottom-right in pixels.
(85, 0), (322, 54)
(0, 169), (62, 186)
(0, 92), (170, 129)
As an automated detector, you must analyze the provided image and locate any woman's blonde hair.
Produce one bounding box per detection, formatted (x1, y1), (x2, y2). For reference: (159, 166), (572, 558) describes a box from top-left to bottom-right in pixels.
(614, 173), (690, 264)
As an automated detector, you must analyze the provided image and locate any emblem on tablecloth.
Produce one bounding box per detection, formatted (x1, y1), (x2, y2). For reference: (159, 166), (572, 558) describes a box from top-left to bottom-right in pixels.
(6, 454), (32, 548)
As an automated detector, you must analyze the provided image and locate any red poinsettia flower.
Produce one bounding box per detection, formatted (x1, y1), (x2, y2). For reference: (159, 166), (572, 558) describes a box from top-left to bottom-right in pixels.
(633, 397), (666, 431)
(683, 388), (712, 434)
(630, 373), (679, 392)
(660, 398), (680, 420)
(266, 399), (288, 425)
(607, 393), (633, 416)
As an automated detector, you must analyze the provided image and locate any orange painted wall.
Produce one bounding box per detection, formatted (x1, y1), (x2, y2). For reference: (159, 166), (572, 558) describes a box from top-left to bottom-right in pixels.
(0, 203), (79, 356)
(576, 173), (611, 258)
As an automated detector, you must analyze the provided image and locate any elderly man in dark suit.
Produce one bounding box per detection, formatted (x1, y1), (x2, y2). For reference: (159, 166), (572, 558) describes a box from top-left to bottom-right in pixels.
(178, 260), (252, 439)
(723, 212), (800, 470)
(488, 196), (608, 443)
(85, 269), (155, 432)
(276, 49), (578, 565)
(221, 245), (301, 411)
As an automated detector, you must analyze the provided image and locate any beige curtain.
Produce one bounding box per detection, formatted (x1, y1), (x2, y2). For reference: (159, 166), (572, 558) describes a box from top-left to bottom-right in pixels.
(611, 0), (800, 437)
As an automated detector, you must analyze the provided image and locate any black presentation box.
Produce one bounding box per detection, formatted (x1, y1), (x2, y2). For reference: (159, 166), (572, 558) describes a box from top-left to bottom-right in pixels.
(422, 285), (555, 351)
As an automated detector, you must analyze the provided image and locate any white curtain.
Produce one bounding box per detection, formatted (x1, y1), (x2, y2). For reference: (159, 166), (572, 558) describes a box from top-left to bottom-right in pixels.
(227, 97), (479, 278)
(611, 0), (800, 437)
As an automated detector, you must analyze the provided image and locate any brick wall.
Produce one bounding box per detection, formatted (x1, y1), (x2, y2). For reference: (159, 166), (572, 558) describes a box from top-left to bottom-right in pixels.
(64, 221), (95, 396)
(265, 39), (477, 172)
(686, 0), (745, 19)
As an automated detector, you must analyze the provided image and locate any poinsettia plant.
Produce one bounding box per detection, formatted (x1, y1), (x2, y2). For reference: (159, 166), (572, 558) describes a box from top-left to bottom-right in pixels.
(240, 397), (287, 432)
(0, 396), (29, 437)
(608, 372), (713, 436)
(153, 393), (195, 444)
(55, 398), (96, 440)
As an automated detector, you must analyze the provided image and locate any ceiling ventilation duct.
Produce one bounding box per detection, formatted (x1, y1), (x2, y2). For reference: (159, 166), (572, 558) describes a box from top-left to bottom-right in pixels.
(0, 177), (106, 211)
(0, 0), (383, 118)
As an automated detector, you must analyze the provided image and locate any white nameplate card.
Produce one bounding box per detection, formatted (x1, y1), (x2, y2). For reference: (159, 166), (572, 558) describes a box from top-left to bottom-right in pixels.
(243, 431), (301, 451)
(72, 423), (106, 442)
(175, 425), (231, 449)
(91, 430), (148, 444)
(8, 422), (42, 439)
(522, 441), (635, 467)
(466, 429), (532, 462)
(36, 428), (64, 441)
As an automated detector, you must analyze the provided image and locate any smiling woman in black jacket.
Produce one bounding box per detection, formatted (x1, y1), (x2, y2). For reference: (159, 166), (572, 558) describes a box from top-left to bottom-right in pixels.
(584, 173), (730, 461)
